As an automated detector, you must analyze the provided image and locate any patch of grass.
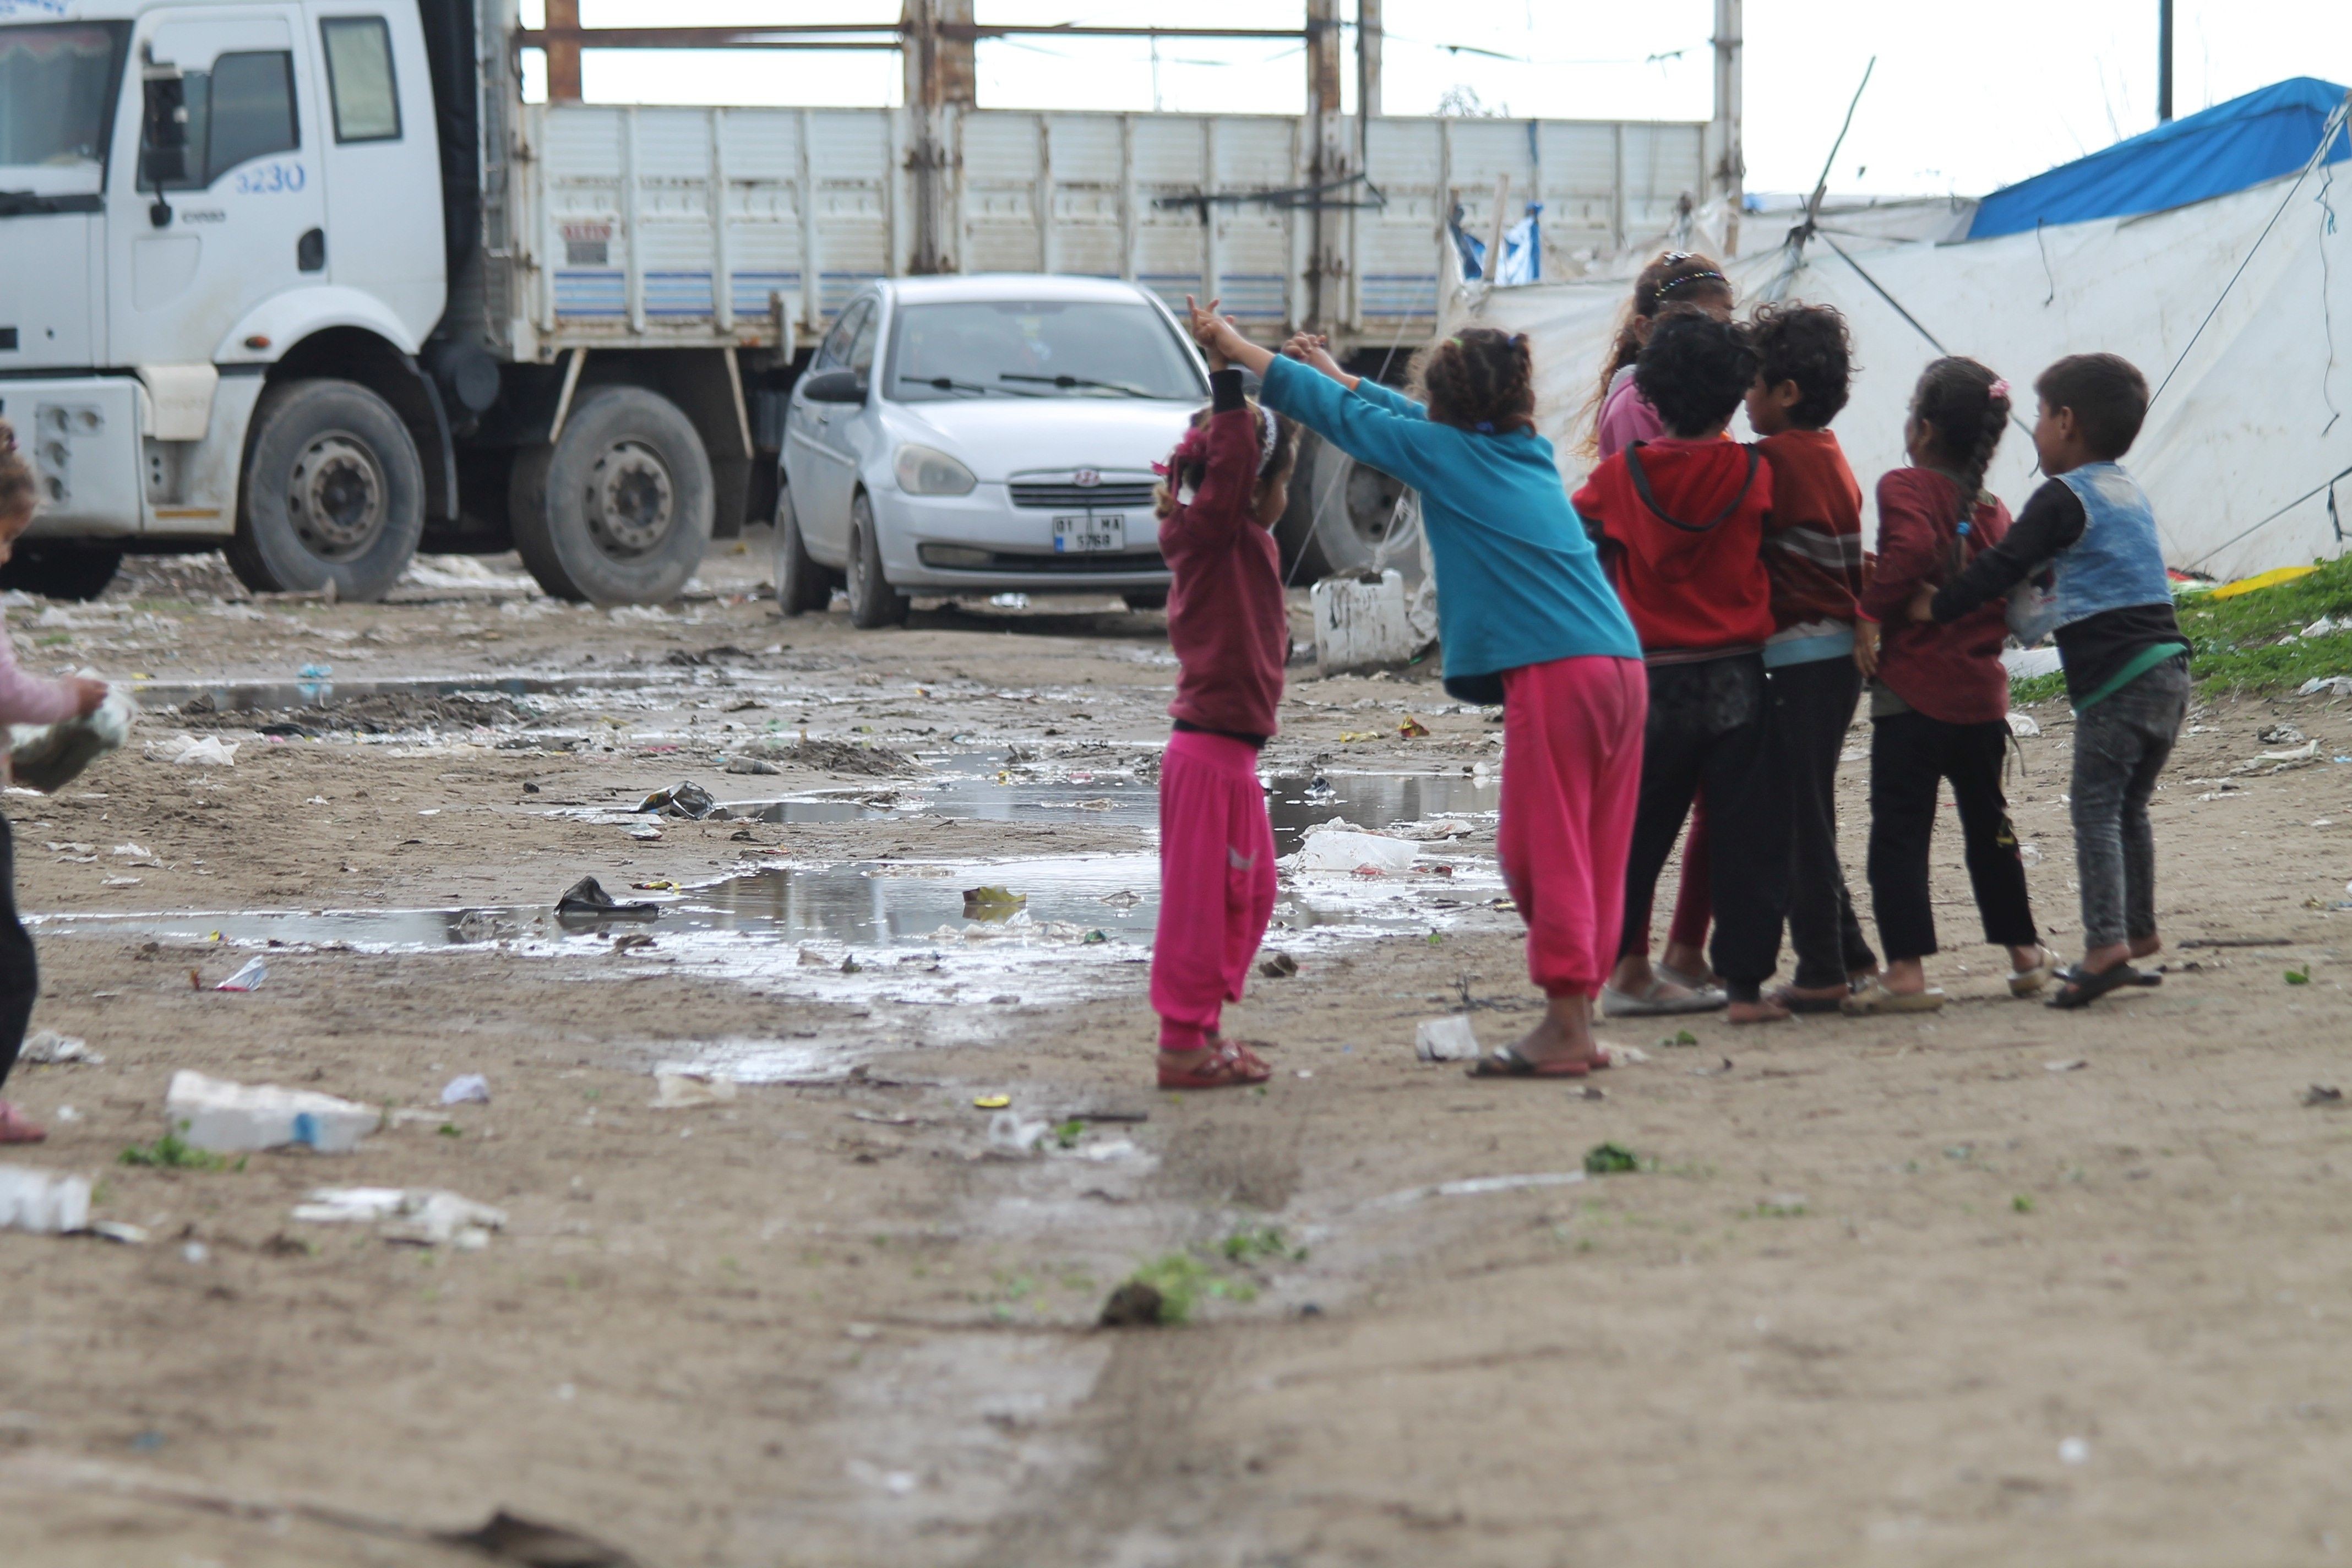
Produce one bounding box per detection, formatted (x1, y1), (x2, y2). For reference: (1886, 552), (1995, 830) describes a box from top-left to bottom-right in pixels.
(117, 1125), (226, 1170)
(1583, 1142), (1640, 1175)
(1658, 1028), (1698, 1048)
(1053, 1118), (1086, 1150)
(437, 1121), (463, 1137)
(1221, 1225), (1306, 1264)
(2174, 554), (2352, 694)
(2008, 670), (2068, 705)
(2286, 966), (2312, 986)
(2012, 1194), (2037, 1213)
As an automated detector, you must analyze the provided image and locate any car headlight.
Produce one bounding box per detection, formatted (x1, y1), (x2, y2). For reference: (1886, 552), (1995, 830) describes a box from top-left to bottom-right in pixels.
(894, 444), (977, 496)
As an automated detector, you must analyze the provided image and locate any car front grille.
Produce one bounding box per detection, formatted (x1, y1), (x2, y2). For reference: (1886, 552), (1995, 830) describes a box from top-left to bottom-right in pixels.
(1008, 481), (1157, 509)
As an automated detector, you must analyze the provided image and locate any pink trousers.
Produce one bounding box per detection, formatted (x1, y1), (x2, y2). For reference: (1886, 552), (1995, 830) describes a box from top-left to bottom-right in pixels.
(1151, 730), (1278, 1050)
(1498, 656), (1647, 998)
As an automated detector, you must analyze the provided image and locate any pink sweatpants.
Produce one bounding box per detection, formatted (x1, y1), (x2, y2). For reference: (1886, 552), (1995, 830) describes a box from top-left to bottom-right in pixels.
(1151, 729), (1278, 1050)
(1498, 656), (1647, 998)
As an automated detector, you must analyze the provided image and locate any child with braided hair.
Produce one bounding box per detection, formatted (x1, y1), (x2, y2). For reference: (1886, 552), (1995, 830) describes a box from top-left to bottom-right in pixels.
(1844, 360), (2053, 1014)
(0, 421), (110, 1142)
(1190, 303), (1644, 1078)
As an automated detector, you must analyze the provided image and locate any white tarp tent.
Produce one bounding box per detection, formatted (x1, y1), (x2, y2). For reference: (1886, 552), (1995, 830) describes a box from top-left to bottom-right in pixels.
(1454, 100), (2352, 582)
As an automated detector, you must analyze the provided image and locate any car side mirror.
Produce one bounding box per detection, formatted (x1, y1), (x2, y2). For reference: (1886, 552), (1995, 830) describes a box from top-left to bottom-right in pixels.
(799, 368), (867, 405)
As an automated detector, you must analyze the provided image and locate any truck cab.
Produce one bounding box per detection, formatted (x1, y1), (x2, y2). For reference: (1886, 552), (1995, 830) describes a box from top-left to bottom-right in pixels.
(1, 0), (449, 599)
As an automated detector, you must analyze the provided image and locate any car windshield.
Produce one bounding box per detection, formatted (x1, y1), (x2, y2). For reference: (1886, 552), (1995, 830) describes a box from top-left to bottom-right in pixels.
(888, 300), (1205, 402)
(0, 24), (129, 196)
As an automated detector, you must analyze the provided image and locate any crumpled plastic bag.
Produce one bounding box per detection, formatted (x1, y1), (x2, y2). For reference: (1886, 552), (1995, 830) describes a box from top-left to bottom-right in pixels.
(147, 732), (237, 767)
(10, 688), (135, 792)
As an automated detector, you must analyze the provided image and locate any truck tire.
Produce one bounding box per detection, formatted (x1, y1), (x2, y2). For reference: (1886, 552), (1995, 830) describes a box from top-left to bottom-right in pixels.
(843, 492), (908, 629)
(1274, 431), (1425, 586)
(227, 379), (426, 601)
(508, 386), (712, 605)
(773, 482), (832, 616)
(0, 544), (122, 602)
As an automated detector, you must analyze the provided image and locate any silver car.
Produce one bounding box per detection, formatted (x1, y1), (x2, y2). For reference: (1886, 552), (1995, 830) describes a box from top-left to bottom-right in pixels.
(775, 273), (1212, 627)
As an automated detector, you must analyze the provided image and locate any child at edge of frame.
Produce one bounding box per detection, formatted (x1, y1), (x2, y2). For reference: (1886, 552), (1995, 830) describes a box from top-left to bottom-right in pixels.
(0, 420), (112, 1143)
(1914, 352), (2190, 1009)
(1145, 316), (1303, 1088)
(1190, 301), (1646, 1080)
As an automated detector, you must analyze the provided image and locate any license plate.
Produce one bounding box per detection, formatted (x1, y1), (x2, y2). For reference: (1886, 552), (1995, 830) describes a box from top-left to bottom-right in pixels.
(1052, 514), (1125, 554)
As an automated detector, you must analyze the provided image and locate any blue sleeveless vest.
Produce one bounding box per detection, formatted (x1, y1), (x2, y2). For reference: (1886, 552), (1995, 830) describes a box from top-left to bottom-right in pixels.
(2051, 462), (2173, 628)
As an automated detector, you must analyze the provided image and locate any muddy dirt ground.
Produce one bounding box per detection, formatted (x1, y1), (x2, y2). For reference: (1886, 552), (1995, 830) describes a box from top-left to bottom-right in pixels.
(2, 531), (2350, 1567)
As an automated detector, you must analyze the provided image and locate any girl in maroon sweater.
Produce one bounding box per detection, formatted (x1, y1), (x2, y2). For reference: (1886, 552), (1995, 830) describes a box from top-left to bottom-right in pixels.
(1847, 359), (2052, 1014)
(1148, 320), (1301, 1088)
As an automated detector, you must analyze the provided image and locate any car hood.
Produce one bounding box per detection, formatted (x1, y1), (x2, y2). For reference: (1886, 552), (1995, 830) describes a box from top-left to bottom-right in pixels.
(885, 398), (1197, 482)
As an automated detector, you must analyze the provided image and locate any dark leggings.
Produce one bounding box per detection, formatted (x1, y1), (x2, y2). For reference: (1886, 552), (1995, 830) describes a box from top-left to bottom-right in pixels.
(0, 818), (36, 1091)
(1768, 657), (1876, 988)
(1865, 710), (2038, 962)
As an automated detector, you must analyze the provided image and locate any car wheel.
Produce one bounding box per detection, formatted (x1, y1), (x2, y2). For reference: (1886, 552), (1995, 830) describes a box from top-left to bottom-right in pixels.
(0, 544), (123, 602)
(509, 386), (712, 605)
(1274, 431), (1424, 585)
(227, 378), (425, 600)
(844, 492), (908, 629)
(774, 482), (831, 616)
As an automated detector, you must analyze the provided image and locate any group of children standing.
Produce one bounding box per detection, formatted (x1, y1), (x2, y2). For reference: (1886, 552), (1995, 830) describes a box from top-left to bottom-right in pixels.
(1152, 254), (2187, 1086)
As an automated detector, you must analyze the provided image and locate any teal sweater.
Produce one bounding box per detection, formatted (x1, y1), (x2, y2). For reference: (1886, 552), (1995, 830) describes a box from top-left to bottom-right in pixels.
(1257, 355), (1640, 703)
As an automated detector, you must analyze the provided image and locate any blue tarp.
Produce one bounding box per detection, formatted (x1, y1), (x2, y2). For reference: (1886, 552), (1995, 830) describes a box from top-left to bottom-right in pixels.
(1968, 77), (2351, 240)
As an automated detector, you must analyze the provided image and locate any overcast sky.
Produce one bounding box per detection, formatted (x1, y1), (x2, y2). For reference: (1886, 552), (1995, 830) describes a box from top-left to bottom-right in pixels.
(546, 1), (2352, 198)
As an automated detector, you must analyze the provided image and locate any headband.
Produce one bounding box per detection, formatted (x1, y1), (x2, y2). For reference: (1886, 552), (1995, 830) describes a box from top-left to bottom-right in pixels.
(1656, 269), (1727, 296)
(1257, 405), (1280, 472)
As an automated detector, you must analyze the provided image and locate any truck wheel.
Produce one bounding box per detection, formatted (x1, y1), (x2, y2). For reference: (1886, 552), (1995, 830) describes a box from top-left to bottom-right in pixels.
(509, 386), (712, 605)
(843, 492), (908, 629)
(774, 482), (832, 616)
(0, 544), (122, 602)
(1274, 432), (1424, 585)
(228, 379), (425, 600)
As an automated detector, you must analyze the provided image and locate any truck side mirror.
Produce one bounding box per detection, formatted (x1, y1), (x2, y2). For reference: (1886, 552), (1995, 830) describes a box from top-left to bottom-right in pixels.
(139, 73), (189, 192)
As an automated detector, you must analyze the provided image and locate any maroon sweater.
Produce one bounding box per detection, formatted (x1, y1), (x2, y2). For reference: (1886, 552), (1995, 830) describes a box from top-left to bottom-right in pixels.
(1159, 369), (1286, 740)
(1860, 467), (2013, 725)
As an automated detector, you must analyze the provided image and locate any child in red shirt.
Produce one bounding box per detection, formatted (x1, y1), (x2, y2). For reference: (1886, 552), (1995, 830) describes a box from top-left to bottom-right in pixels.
(1147, 327), (1300, 1088)
(1573, 313), (1788, 1022)
(1846, 358), (2051, 1014)
(1743, 303), (1879, 1010)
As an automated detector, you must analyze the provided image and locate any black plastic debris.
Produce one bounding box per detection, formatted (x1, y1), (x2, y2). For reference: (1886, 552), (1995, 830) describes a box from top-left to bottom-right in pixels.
(636, 781), (716, 819)
(556, 876), (660, 923)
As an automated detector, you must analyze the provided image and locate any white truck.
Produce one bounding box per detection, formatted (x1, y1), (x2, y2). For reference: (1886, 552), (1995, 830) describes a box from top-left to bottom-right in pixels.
(0, 0), (1726, 602)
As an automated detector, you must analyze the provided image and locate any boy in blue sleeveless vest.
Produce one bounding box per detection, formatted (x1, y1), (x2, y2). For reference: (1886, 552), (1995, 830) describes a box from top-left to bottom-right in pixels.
(1915, 354), (2189, 1008)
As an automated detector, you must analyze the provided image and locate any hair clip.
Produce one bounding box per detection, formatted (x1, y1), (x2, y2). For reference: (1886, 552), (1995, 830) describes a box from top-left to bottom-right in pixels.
(1660, 251), (1693, 264)
(1474, 421), (1497, 434)
(1987, 378), (2011, 400)
(1150, 460), (1169, 476)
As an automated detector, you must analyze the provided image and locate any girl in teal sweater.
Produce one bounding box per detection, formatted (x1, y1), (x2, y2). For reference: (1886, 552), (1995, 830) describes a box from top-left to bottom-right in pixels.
(1189, 302), (1644, 1077)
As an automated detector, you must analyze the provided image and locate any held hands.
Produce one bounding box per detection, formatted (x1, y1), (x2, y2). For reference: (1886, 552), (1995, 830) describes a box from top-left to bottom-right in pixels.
(1184, 296), (1269, 377)
(1853, 619), (1881, 678)
(67, 676), (107, 718)
(1282, 331), (1347, 382)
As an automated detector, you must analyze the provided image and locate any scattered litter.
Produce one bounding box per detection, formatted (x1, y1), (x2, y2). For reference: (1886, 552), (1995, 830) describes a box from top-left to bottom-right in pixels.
(1098, 1280), (1166, 1327)
(1690, 1056), (1735, 1076)
(1601, 1042), (1650, 1065)
(2258, 723), (2307, 744)
(1757, 1194), (1809, 1217)
(1396, 715), (1430, 738)
(439, 1074), (491, 1106)
(102, 876), (140, 888)
(651, 1070), (737, 1108)
(1361, 1170), (1586, 1211)
(182, 1242), (209, 1264)
(2306, 617), (2340, 639)
(1099, 889), (1142, 909)
(961, 885), (1028, 921)
(2005, 711), (2041, 738)
(9, 688), (134, 793)
(723, 756), (782, 775)
(1259, 950), (1298, 979)
(556, 876), (659, 922)
(637, 780), (716, 819)
(2058, 1437), (2090, 1466)
(165, 1070), (377, 1153)
(972, 1094), (1012, 1110)
(2255, 739), (2321, 765)
(1583, 1142), (1640, 1175)
(292, 1186), (508, 1248)
(213, 957), (267, 992)
(89, 1221), (148, 1244)
(797, 945), (827, 967)
(2045, 1059), (2089, 1073)
(1312, 569), (1435, 675)
(2305, 1084), (2344, 1107)
(1295, 826), (1417, 873)
(18, 1030), (101, 1066)
(149, 734), (237, 766)
(987, 1111), (1053, 1156)
(1414, 1014), (1480, 1062)
(0, 1166), (91, 1234)
(2296, 676), (2352, 697)
(454, 910), (515, 943)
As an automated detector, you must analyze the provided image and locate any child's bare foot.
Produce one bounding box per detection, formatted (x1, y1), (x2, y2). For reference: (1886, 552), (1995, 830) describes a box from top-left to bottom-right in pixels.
(1769, 982), (1848, 1013)
(0, 1099), (47, 1144)
(1603, 954), (1723, 1016)
(2128, 933), (2163, 961)
(1474, 994), (1609, 1076)
(1658, 940), (1718, 990)
(1728, 997), (1792, 1024)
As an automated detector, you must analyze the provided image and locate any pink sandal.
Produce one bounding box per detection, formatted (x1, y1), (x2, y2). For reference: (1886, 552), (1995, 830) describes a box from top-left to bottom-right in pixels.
(0, 1099), (48, 1144)
(1158, 1042), (1274, 1090)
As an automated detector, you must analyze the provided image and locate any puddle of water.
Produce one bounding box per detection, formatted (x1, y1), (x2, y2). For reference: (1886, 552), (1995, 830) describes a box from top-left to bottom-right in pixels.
(132, 672), (671, 713)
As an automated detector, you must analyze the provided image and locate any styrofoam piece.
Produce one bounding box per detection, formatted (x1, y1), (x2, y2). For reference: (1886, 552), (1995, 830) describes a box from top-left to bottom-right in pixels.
(9, 688), (134, 793)
(0, 1166), (92, 1234)
(2005, 711), (2042, 737)
(164, 1070), (378, 1153)
(292, 1186), (508, 1247)
(1296, 828), (1418, 873)
(1415, 1014), (1481, 1061)
(651, 1070), (737, 1108)
(1312, 570), (1430, 674)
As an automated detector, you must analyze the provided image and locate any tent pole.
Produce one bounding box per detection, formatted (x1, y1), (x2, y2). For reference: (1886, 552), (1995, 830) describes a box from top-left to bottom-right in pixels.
(2158, 0), (2174, 123)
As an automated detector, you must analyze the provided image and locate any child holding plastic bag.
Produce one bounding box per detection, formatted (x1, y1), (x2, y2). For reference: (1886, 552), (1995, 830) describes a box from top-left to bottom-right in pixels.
(0, 421), (109, 1142)
(1146, 317), (1302, 1088)
(1192, 304), (1645, 1078)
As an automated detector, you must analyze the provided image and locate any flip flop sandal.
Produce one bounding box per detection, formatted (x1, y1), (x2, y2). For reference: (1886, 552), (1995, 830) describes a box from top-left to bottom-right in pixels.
(2007, 948), (2059, 997)
(1467, 1046), (1592, 1079)
(1841, 979), (1947, 1015)
(1770, 985), (1849, 1015)
(1657, 962), (1720, 992)
(1600, 981), (1728, 1019)
(1158, 1043), (1273, 1090)
(2057, 965), (2162, 989)
(2046, 963), (2154, 1010)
